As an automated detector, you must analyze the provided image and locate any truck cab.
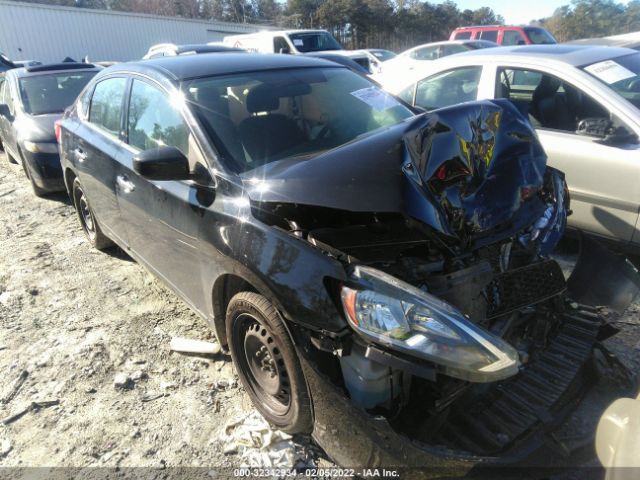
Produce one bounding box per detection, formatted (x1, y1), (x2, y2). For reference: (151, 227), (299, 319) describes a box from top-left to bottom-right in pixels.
(223, 30), (371, 72)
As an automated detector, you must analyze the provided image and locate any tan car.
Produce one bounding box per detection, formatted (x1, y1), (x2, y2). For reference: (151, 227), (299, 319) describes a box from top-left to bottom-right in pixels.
(376, 45), (640, 248)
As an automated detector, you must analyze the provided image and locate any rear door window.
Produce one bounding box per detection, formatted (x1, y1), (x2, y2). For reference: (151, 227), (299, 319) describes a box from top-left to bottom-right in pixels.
(127, 79), (189, 154)
(454, 31), (472, 40)
(89, 77), (127, 137)
(414, 66), (482, 110)
(503, 30), (526, 46)
(273, 37), (289, 53)
(411, 46), (439, 60)
(479, 30), (498, 43)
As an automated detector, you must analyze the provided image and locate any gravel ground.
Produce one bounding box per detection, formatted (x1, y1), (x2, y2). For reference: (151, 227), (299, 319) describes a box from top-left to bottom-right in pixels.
(1, 152), (639, 475)
(0, 153), (318, 471)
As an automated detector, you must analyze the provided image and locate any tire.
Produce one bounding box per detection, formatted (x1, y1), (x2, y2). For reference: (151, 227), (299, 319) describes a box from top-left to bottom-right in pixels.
(5, 146), (18, 164)
(226, 292), (313, 434)
(72, 178), (113, 250)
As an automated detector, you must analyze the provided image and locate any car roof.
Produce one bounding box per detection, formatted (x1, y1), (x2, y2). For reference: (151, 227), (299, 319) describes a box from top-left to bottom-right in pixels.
(405, 40), (493, 51)
(107, 53), (342, 81)
(453, 25), (530, 30)
(446, 44), (637, 67)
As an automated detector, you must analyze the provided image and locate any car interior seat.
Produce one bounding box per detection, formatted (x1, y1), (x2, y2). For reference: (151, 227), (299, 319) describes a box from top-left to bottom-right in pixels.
(529, 75), (572, 130)
(238, 83), (306, 165)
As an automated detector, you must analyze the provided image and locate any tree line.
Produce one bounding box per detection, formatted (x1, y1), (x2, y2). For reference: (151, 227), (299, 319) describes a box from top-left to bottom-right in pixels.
(12, 0), (640, 51)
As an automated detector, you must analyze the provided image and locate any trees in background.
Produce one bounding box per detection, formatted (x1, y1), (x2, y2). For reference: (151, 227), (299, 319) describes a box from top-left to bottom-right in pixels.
(539, 0), (640, 42)
(13, 0), (640, 49)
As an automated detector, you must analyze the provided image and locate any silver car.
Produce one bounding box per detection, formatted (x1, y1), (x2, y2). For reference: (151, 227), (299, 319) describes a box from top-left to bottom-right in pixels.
(376, 45), (640, 248)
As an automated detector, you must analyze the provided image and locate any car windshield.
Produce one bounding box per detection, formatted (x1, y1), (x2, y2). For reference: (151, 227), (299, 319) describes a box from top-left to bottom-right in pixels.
(582, 53), (640, 109)
(184, 67), (413, 173)
(524, 27), (557, 45)
(19, 71), (97, 115)
(371, 50), (396, 61)
(288, 32), (342, 52)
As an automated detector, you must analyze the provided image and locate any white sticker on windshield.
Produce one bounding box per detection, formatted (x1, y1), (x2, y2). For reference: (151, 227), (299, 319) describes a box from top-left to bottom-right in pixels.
(350, 87), (401, 112)
(584, 60), (635, 84)
(293, 39), (304, 46)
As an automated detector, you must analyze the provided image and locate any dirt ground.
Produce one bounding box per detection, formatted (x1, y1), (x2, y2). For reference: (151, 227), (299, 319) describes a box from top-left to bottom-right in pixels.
(0, 153), (314, 472)
(1, 152), (639, 474)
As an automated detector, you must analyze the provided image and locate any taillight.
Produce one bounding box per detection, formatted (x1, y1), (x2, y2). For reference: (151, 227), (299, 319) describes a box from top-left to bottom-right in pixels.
(54, 120), (62, 144)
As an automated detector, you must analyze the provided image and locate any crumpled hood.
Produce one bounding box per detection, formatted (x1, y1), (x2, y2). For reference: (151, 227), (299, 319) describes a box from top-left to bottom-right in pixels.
(243, 99), (548, 244)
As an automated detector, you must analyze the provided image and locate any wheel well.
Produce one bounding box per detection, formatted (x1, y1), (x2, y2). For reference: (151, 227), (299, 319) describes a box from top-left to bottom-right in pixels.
(212, 274), (257, 348)
(64, 168), (77, 198)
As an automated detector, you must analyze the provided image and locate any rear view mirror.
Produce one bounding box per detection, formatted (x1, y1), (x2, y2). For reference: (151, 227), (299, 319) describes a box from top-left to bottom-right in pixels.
(133, 146), (191, 181)
(279, 47), (291, 54)
(0, 104), (11, 118)
(576, 117), (637, 145)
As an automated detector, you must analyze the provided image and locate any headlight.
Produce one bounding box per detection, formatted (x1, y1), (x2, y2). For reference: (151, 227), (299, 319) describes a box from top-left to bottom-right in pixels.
(340, 265), (520, 382)
(23, 141), (59, 154)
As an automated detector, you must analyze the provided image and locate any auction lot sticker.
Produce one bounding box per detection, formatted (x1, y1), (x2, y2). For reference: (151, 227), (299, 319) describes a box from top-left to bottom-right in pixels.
(585, 60), (636, 84)
(350, 87), (401, 111)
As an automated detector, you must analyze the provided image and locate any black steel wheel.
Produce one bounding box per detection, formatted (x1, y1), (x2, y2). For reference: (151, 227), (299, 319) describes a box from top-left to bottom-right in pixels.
(72, 178), (112, 250)
(226, 292), (313, 433)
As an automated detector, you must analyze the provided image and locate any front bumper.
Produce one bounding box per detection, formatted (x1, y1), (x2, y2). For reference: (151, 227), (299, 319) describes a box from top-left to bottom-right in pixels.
(298, 327), (636, 477)
(22, 149), (64, 192)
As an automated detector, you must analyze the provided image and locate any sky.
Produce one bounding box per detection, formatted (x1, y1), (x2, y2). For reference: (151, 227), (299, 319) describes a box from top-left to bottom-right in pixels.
(452, 0), (616, 25)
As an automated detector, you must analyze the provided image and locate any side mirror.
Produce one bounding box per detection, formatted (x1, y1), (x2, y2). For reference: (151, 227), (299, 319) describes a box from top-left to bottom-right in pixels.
(0, 104), (10, 118)
(576, 117), (637, 145)
(133, 146), (191, 181)
(279, 47), (291, 55)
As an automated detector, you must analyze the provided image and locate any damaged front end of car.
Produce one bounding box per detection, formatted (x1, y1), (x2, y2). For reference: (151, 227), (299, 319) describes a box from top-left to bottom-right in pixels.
(242, 99), (639, 474)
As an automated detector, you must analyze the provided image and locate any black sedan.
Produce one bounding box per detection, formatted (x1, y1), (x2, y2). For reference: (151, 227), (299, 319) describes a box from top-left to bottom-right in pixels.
(0, 62), (99, 195)
(58, 53), (635, 473)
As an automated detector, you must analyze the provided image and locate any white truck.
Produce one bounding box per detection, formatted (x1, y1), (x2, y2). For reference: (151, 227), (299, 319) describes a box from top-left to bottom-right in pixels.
(222, 29), (371, 72)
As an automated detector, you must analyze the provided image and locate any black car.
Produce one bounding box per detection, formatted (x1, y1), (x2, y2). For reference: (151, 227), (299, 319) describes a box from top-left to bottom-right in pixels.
(59, 53), (636, 472)
(0, 62), (100, 195)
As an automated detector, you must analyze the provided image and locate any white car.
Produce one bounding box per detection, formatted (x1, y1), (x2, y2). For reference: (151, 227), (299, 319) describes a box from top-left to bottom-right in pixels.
(377, 45), (640, 248)
(378, 40), (497, 74)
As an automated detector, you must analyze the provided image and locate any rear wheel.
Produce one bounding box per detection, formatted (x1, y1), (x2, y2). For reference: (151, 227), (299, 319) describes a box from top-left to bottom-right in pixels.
(72, 178), (112, 250)
(226, 292), (313, 434)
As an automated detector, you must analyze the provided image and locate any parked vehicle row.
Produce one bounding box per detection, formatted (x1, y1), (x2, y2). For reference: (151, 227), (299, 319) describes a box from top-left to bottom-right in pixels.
(0, 61), (99, 195)
(0, 32), (638, 473)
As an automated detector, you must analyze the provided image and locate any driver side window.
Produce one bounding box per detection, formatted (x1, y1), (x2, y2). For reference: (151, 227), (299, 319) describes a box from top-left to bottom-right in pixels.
(496, 67), (609, 133)
(411, 46), (438, 61)
(274, 37), (289, 53)
(414, 66), (482, 110)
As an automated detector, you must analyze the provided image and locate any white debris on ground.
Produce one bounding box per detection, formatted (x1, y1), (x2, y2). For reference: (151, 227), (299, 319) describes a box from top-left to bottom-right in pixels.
(221, 412), (316, 469)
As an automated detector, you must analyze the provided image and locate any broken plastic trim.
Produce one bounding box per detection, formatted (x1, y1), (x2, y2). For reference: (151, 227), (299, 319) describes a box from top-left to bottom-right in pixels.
(339, 265), (520, 383)
(568, 232), (640, 313)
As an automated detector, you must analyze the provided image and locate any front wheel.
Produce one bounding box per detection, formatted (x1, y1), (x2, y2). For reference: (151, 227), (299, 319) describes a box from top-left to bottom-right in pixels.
(226, 292), (313, 434)
(72, 178), (113, 250)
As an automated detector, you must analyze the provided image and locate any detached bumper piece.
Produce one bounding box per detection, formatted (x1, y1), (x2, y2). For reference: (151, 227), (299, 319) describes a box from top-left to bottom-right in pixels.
(433, 306), (601, 455)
